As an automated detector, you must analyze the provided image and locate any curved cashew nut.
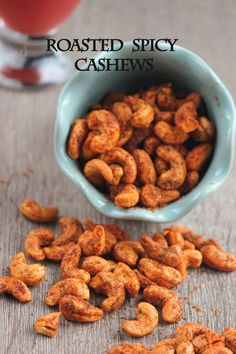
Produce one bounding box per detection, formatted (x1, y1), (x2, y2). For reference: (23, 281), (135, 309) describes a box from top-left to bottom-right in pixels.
(125, 127), (152, 153)
(179, 171), (200, 194)
(110, 164), (124, 186)
(114, 262), (140, 298)
(81, 132), (99, 160)
(44, 242), (75, 262)
(114, 184), (140, 208)
(52, 217), (83, 246)
(175, 340), (195, 354)
(81, 256), (116, 277)
(67, 118), (88, 159)
(108, 343), (148, 354)
(24, 228), (55, 261)
(177, 249), (203, 281)
(138, 258), (183, 289)
(193, 116), (216, 142)
(34, 312), (61, 337)
(143, 135), (161, 156)
(222, 327), (236, 353)
(156, 84), (177, 111)
(124, 96), (154, 128)
(152, 338), (176, 354)
(175, 101), (199, 133)
(200, 244), (236, 272)
(174, 323), (212, 341)
(112, 102), (133, 146)
(152, 232), (168, 248)
(19, 199), (59, 223)
(104, 223), (129, 241)
(60, 244), (90, 283)
(9, 252), (45, 286)
(89, 271), (125, 312)
(144, 284), (182, 323)
(154, 157), (169, 175)
(156, 145), (187, 190)
(192, 332), (225, 353)
(59, 295), (103, 322)
(45, 278), (89, 306)
(134, 269), (155, 289)
(113, 240), (145, 268)
(133, 149), (156, 185)
(84, 159), (114, 186)
(78, 225), (106, 256)
(87, 109), (120, 153)
(101, 147), (137, 184)
(140, 184), (180, 208)
(163, 229), (185, 248)
(185, 143), (213, 171)
(202, 348), (233, 354)
(154, 121), (189, 144)
(0, 276), (31, 303)
(121, 302), (158, 337)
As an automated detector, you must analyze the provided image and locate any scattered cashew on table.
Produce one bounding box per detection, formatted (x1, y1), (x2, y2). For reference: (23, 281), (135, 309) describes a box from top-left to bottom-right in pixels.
(0, 199), (235, 352)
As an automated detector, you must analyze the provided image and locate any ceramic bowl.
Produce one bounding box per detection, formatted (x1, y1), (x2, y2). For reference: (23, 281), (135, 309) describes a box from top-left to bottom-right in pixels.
(54, 42), (236, 223)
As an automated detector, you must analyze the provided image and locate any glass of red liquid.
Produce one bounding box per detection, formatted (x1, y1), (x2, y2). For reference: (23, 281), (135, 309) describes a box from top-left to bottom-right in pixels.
(0, 0), (80, 89)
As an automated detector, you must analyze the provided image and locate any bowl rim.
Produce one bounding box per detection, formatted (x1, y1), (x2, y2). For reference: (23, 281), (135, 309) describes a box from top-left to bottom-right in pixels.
(54, 41), (236, 223)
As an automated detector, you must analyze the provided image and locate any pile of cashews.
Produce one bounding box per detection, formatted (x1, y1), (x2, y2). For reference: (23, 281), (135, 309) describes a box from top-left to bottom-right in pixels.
(67, 84), (216, 209)
(0, 199), (235, 344)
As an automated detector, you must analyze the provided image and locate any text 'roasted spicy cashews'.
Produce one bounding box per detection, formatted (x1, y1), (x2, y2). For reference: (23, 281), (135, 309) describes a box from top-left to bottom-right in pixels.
(78, 225), (106, 256)
(200, 244), (236, 272)
(67, 118), (88, 160)
(140, 184), (180, 209)
(156, 145), (187, 190)
(107, 343), (149, 354)
(101, 147), (137, 184)
(113, 240), (145, 268)
(144, 284), (182, 323)
(133, 149), (156, 185)
(81, 256), (116, 277)
(59, 295), (103, 323)
(124, 96), (154, 128)
(112, 102), (133, 146)
(60, 244), (90, 283)
(89, 271), (125, 312)
(87, 109), (120, 153)
(121, 302), (158, 337)
(114, 262), (140, 298)
(114, 184), (140, 208)
(0, 276), (32, 303)
(45, 278), (89, 306)
(154, 121), (189, 144)
(138, 258), (183, 289)
(24, 227), (55, 261)
(19, 199), (59, 223)
(185, 143), (213, 171)
(9, 252), (45, 286)
(34, 312), (61, 337)
(175, 101), (199, 133)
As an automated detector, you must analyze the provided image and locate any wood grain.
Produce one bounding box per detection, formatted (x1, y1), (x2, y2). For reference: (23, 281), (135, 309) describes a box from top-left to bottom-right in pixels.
(0, 1), (235, 353)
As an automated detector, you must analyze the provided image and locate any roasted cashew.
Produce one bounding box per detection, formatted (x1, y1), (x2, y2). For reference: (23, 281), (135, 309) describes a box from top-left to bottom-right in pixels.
(102, 91), (126, 109)
(59, 295), (103, 322)
(121, 302), (158, 337)
(101, 147), (137, 183)
(185, 143), (213, 171)
(34, 312), (61, 337)
(19, 199), (59, 223)
(87, 109), (120, 153)
(125, 127), (152, 153)
(81, 132), (99, 160)
(202, 348), (233, 354)
(154, 157), (169, 175)
(163, 229), (185, 249)
(143, 135), (161, 155)
(152, 338), (176, 354)
(24, 228), (55, 261)
(113, 240), (145, 268)
(193, 117), (216, 142)
(133, 149), (156, 185)
(200, 244), (236, 272)
(104, 223), (129, 241)
(144, 284), (182, 323)
(0, 276), (31, 303)
(174, 323), (212, 341)
(138, 258), (182, 289)
(179, 171), (200, 194)
(9, 252), (45, 286)
(45, 278), (89, 306)
(175, 102), (199, 133)
(140, 184), (180, 208)
(156, 84), (177, 111)
(156, 145), (187, 190)
(84, 159), (114, 186)
(192, 332), (225, 353)
(154, 121), (189, 144)
(78, 225), (106, 256)
(44, 242), (75, 262)
(176, 249), (203, 281)
(152, 232), (168, 248)
(183, 240), (196, 250)
(51, 216), (83, 246)
(175, 340), (195, 354)
(108, 343), (148, 354)
(89, 271), (125, 312)
(222, 327), (236, 353)
(124, 96), (154, 128)
(110, 164), (124, 185)
(114, 262), (140, 298)
(60, 244), (90, 283)
(67, 118), (88, 159)
(112, 102), (133, 146)
(134, 269), (155, 289)
(114, 184), (140, 208)
(81, 256), (116, 277)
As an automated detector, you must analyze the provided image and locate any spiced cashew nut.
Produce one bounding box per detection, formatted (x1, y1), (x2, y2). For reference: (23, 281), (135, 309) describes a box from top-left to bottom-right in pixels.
(19, 199), (59, 223)
(0, 276), (31, 303)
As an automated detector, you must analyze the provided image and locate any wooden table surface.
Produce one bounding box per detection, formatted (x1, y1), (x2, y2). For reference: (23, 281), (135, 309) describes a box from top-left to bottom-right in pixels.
(0, 1), (235, 353)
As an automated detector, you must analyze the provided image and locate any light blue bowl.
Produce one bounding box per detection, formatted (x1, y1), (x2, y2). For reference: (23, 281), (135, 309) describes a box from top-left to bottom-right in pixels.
(54, 42), (236, 223)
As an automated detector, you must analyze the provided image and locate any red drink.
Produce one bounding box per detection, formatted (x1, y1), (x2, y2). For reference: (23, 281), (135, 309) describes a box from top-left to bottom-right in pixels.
(0, 0), (80, 35)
